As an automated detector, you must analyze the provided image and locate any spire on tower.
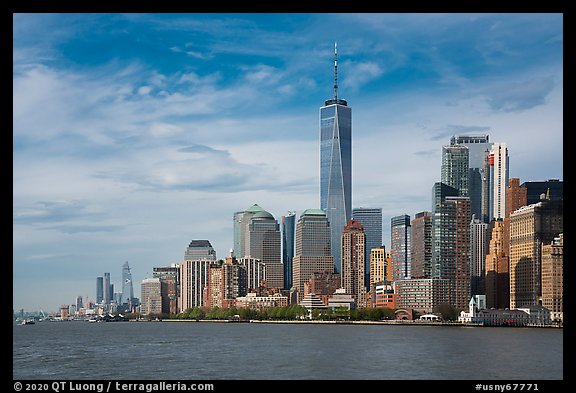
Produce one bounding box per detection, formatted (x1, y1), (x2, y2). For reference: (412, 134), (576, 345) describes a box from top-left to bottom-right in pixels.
(334, 41), (338, 101)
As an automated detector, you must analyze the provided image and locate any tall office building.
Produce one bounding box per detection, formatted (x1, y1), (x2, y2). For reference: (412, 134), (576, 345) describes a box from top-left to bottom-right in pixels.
(239, 257), (266, 291)
(233, 204), (267, 258)
(184, 240), (216, 261)
(470, 216), (489, 296)
(352, 207), (382, 288)
(282, 212), (296, 290)
(120, 261), (135, 311)
(410, 211), (433, 279)
(441, 144), (470, 197)
(390, 215), (411, 280)
(141, 278), (162, 315)
(489, 143), (509, 220)
(320, 43), (352, 274)
(103, 272), (112, 305)
(179, 258), (212, 311)
(96, 276), (103, 304)
(292, 209), (334, 298)
(485, 220), (508, 309)
(450, 135), (492, 222)
(153, 265), (179, 315)
(432, 182), (471, 310)
(341, 219), (367, 307)
(246, 208), (283, 289)
(509, 198), (563, 309)
(370, 246), (387, 286)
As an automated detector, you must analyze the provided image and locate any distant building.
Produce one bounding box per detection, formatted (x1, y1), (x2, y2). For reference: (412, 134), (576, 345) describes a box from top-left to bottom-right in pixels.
(246, 207), (283, 289)
(179, 259), (212, 311)
(96, 276), (103, 304)
(352, 207), (382, 287)
(327, 288), (355, 310)
(372, 281), (395, 309)
(488, 143), (509, 221)
(205, 257), (247, 308)
(236, 292), (288, 311)
(521, 179), (563, 205)
(300, 292), (328, 317)
(485, 220), (509, 309)
(141, 278), (162, 316)
(470, 216), (489, 296)
(441, 144), (470, 198)
(239, 256), (266, 291)
(103, 272), (112, 305)
(120, 261), (135, 312)
(459, 296), (551, 326)
(341, 219), (367, 307)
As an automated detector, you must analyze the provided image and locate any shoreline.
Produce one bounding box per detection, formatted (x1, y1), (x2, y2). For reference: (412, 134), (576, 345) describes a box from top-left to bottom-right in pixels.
(153, 318), (561, 328)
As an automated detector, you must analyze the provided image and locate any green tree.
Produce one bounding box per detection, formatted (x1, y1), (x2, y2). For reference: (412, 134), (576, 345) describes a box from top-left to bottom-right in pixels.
(433, 303), (458, 321)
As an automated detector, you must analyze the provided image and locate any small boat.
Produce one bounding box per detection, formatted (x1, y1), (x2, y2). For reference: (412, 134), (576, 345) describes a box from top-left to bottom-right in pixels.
(21, 319), (35, 325)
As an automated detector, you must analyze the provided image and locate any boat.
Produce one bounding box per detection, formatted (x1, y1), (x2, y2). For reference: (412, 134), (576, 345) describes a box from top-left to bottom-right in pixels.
(20, 319), (35, 325)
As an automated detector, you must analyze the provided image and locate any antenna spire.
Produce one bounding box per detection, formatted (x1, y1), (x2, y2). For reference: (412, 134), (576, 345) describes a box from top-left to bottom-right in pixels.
(333, 41), (338, 101)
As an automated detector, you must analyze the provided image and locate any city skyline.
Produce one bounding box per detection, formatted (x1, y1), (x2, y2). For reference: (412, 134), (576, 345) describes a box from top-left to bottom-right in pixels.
(13, 13), (563, 312)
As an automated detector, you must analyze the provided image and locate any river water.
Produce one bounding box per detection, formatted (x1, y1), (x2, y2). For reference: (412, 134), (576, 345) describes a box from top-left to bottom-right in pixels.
(13, 321), (563, 381)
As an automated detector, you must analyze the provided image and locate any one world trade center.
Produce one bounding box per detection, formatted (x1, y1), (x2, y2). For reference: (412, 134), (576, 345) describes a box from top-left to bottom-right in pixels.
(320, 42), (352, 273)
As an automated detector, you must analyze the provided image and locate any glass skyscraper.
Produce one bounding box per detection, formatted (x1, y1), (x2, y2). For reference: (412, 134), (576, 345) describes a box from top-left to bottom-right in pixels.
(320, 43), (352, 273)
(391, 215), (411, 280)
(282, 212), (296, 290)
(352, 207), (382, 287)
(120, 261), (135, 311)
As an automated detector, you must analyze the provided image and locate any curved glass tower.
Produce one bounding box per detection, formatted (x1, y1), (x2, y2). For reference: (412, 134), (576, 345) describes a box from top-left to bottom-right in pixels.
(320, 42), (352, 273)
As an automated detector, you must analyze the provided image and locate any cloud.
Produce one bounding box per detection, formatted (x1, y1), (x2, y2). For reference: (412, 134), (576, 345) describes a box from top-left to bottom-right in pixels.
(484, 76), (556, 112)
(341, 61), (384, 91)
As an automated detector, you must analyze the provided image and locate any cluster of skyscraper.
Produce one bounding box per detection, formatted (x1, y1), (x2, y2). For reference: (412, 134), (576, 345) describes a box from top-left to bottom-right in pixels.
(94, 261), (138, 313)
(128, 44), (563, 322)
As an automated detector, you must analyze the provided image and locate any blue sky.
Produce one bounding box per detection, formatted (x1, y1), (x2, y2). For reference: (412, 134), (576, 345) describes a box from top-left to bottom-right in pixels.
(13, 13), (563, 312)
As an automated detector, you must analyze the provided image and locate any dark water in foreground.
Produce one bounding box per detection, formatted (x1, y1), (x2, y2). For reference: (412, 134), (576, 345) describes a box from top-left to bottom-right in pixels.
(13, 321), (563, 380)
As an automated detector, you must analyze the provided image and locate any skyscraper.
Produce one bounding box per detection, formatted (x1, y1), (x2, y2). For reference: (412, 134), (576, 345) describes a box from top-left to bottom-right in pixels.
(441, 144), (470, 198)
(96, 276), (103, 304)
(352, 207), (382, 288)
(184, 240), (216, 261)
(292, 209), (334, 298)
(320, 43), (352, 274)
(103, 272), (111, 304)
(411, 211), (433, 279)
(390, 215), (411, 280)
(282, 212), (296, 290)
(120, 261), (135, 311)
(141, 278), (162, 316)
(489, 143), (509, 220)
(247, 208), (283, 289)
(341, 219), (366, 307)
(470, 216), (489, 296)
(450, 135), (492, 222)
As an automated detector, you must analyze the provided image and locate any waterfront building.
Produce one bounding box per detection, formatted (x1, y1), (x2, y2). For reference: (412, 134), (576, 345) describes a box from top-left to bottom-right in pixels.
(459, 296), (551, 326)
(369, 246), (387, 286)
(235, 291), (288, 311)
(179, 258), (212, 311)
(75, 296), (83, 312)
(432, 182), (471, 310)
(327, 287), (355, 310)
(292, 209), (334, 299)
(205, 257), (247, 308)
(541, 234), (563, 322)
(304, 271), (341, 306)
(141, 278), (162, 316)
(184, 240), (216, 261)
(470, 216), (489, 296)
(320, 43), (352, 274)
(282, 211), (296, 290)
(233, 204), (266, 259)
(341, 219), (367, 307)
(441, 144), (470, 198)
(246, 207), (283, 289)
(352, 207), (382, 287)
(488, 143), (509, 221)
(509, 198), (563, 308)
(153, 264), (179, 315)
(299, 292), (328, 318)
(410, 211), (433, 279)
(390, 214), (411, 280)
(394, 278), (450, 315)
(372, 281), (395, 309)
